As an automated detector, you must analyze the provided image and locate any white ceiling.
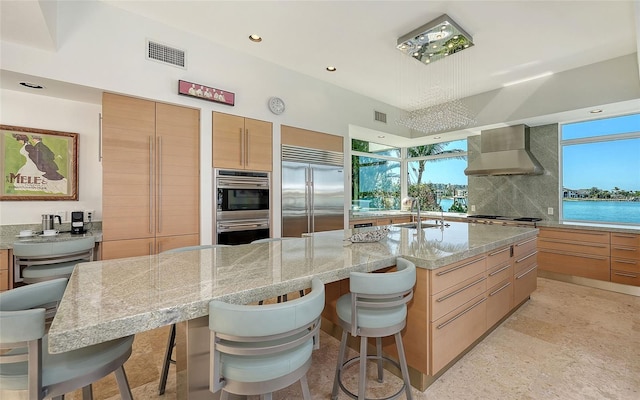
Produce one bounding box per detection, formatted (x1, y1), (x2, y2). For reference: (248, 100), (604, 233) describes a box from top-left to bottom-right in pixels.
(2, 0), (639, 140)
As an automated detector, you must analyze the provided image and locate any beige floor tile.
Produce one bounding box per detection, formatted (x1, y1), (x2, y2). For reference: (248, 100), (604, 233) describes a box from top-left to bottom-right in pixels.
(68, 278), (640, 400)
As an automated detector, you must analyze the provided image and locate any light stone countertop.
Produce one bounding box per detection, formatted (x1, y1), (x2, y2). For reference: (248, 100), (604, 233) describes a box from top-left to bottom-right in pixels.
(47, 222), (537, 354)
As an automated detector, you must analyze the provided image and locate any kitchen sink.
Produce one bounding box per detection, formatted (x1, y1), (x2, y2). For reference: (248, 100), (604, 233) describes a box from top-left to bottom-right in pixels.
(392, 222), (443, 229)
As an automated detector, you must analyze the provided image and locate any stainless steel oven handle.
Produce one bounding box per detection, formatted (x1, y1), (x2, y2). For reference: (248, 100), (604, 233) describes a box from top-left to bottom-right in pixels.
(217, 222), (269, 232)
(217, 180), (269, 189)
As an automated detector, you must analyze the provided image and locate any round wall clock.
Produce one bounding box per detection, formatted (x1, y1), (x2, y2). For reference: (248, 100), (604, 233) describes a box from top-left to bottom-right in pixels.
(268, 97), (285, 115)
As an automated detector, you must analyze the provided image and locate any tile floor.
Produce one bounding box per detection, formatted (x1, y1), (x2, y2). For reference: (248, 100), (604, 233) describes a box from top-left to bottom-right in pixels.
(68, 277), (639, 400)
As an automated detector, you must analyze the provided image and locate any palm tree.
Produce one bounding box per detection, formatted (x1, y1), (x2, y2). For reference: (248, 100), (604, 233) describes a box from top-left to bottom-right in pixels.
(407, 144), (465, 184)
(407, 144), (466, 211)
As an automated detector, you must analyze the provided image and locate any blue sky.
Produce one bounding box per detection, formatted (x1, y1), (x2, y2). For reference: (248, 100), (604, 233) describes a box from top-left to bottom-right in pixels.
(562, 114), (640, 191)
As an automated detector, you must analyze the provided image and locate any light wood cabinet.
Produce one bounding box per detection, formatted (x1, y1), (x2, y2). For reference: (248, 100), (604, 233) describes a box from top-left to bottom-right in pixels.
(212, 112), (272, 171)
(610, 232), (640, 286)
(538, 227), (610, 281)
(102, 93), (200, 259)
(281, 125), (343, 153)
(0, 249), (9, 291)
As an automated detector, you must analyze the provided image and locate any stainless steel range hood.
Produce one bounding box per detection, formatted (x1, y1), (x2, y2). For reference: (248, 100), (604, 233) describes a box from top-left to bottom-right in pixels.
(464, 124), (544, 176)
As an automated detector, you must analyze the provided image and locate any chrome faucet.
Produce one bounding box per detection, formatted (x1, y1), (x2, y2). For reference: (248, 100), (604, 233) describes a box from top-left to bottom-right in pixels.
(403, 197), (421, 230)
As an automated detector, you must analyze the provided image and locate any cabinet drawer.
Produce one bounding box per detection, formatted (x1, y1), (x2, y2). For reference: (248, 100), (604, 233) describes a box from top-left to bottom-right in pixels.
(538, 228), (610, 244)
(487, 261), (512, 288)
(538, 249), (610, 281)
(611, 233), (640, 247)
(431, 255), (486, 294)
(538, 238), (609, 257)
(513, 249), (537, 276)
(430, 294), (487, 374)
(611, 258), (640, 273)
(430, 272), (486, 321)
(610, 270), (640, 286)
(514, 265), (537, 305)
(486, 278), (513, 328)
(610, 245), (640, 260)
(486, 246), (511, 269)
(513, 237), (537, 259)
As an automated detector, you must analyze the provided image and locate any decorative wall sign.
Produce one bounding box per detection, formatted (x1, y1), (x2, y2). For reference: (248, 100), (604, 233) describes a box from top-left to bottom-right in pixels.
(0, 125), (78, 200)
(178, 79), (235, 106)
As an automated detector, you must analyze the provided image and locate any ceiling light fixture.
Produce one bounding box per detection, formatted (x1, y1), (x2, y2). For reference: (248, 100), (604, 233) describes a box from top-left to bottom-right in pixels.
(395, 14), (476, 135)
(396, 14), (474, 65)
(326, 66), (336, 72)
(19, 82), (44, 89)
(248, 34), (262, 42)
(590, 109), (603, 114)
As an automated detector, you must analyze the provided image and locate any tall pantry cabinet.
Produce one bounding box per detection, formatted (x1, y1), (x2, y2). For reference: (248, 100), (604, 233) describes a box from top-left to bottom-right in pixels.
(101, 93), (200, 259)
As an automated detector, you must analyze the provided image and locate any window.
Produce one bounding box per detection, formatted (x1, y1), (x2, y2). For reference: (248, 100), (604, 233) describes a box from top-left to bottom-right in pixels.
(561, 113), (640, 224)
(351, 140), (400, 210)
(407, 140), (468, 213)
(351, 139), (468, 212)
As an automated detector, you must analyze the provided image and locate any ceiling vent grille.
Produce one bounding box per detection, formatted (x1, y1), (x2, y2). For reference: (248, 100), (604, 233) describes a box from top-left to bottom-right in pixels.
(146, 40), (186, 68)
(374, 111), (387, 123)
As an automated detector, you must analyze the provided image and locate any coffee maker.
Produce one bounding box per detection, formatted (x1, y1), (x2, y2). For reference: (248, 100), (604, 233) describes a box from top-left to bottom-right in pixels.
(71, 211), (85, 234)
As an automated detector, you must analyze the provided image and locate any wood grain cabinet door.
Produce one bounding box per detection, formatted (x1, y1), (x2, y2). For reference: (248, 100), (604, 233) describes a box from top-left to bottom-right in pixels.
(102, 93), (156, 241)
(244, 118), (273, 171)
(155, 103), (200, 237)
(212, 112), (245, 170)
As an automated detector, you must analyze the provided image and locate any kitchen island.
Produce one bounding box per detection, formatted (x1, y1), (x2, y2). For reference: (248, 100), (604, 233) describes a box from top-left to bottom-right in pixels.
(48, 221), (537, 398)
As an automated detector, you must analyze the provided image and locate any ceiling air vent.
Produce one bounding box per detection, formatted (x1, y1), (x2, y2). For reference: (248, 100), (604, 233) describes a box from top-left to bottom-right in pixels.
(146, 40), (186, 68)
(374, 111), (387, 123)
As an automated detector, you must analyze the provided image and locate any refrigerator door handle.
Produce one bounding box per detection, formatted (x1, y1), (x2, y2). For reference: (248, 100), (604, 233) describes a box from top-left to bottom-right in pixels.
(309, 167), (315, 232)
(305, 166), (311, 233)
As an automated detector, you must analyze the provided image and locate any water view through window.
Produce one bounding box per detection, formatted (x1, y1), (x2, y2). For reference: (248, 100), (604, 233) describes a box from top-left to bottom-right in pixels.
(562, 113), (640, 224)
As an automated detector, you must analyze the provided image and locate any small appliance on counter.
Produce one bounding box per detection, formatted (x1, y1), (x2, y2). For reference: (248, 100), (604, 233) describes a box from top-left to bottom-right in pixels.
(71, 211), (85, 234)
(42, 214), (62, 232)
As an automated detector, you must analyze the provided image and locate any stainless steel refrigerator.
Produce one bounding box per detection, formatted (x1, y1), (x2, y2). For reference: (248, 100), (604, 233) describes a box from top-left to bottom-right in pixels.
(282, 145), (344, 237)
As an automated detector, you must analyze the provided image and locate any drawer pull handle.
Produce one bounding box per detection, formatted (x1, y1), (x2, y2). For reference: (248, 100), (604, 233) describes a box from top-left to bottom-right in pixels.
(436, 297), (487, 330)
(539, 249), (608, 260)
(614, 259), (637, 265)
(488, 264), (511, 277)
(515, 237), (537, 246)
(489, 282), (511, 296)
(612, 234), (637, 239)
(613, 246), (637, 252)
(489, 247), (510, 256)
(436, 257), (485, 276)
(613, 271), (638, 278)
(515, 265), (537, 280)
(436, 277), (486, 303)
(515, 251), (537, 263)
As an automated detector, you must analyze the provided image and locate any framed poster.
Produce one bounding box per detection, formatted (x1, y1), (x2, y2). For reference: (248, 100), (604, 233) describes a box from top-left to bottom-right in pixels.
(178, 79), (235, 106)
(0, 125), (78, 200)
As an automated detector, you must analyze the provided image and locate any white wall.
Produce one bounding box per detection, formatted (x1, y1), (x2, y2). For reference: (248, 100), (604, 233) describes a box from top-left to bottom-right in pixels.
(0, 90), (102, 224)
(0, 1), (410, 242)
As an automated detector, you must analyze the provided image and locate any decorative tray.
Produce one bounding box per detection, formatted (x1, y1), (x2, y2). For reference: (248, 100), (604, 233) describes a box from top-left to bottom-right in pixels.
(347, 226), (389, 243)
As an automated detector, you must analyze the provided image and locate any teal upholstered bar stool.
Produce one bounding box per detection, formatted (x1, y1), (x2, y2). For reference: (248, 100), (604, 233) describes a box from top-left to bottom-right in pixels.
(0, 278), (134, 400)
(157, 244), (231, 395)
(13, 237), (95, 284)
(331, 258), (416, 400)
(209, 277), (325, 400)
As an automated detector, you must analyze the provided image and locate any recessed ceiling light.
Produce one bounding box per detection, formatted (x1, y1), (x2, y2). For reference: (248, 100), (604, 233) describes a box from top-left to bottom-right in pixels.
(19, 82), (44, 89)
(248, 34), (262, 42)
(433, 136), (441, 139)
(326, 66), (336, 72)
(377, 135), (386, 138)
(590, 109), (603, 114)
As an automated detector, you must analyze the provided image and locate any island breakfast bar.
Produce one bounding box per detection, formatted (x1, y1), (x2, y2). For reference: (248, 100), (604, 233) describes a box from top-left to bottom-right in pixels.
(47, 222), (538, 398)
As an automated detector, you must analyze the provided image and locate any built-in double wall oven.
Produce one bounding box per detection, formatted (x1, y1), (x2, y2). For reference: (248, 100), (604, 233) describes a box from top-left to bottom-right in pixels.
(214, 169), (270, 245)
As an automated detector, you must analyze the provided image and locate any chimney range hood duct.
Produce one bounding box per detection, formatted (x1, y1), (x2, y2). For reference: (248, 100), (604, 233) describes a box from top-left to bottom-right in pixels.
(464, 124), (544, 176)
